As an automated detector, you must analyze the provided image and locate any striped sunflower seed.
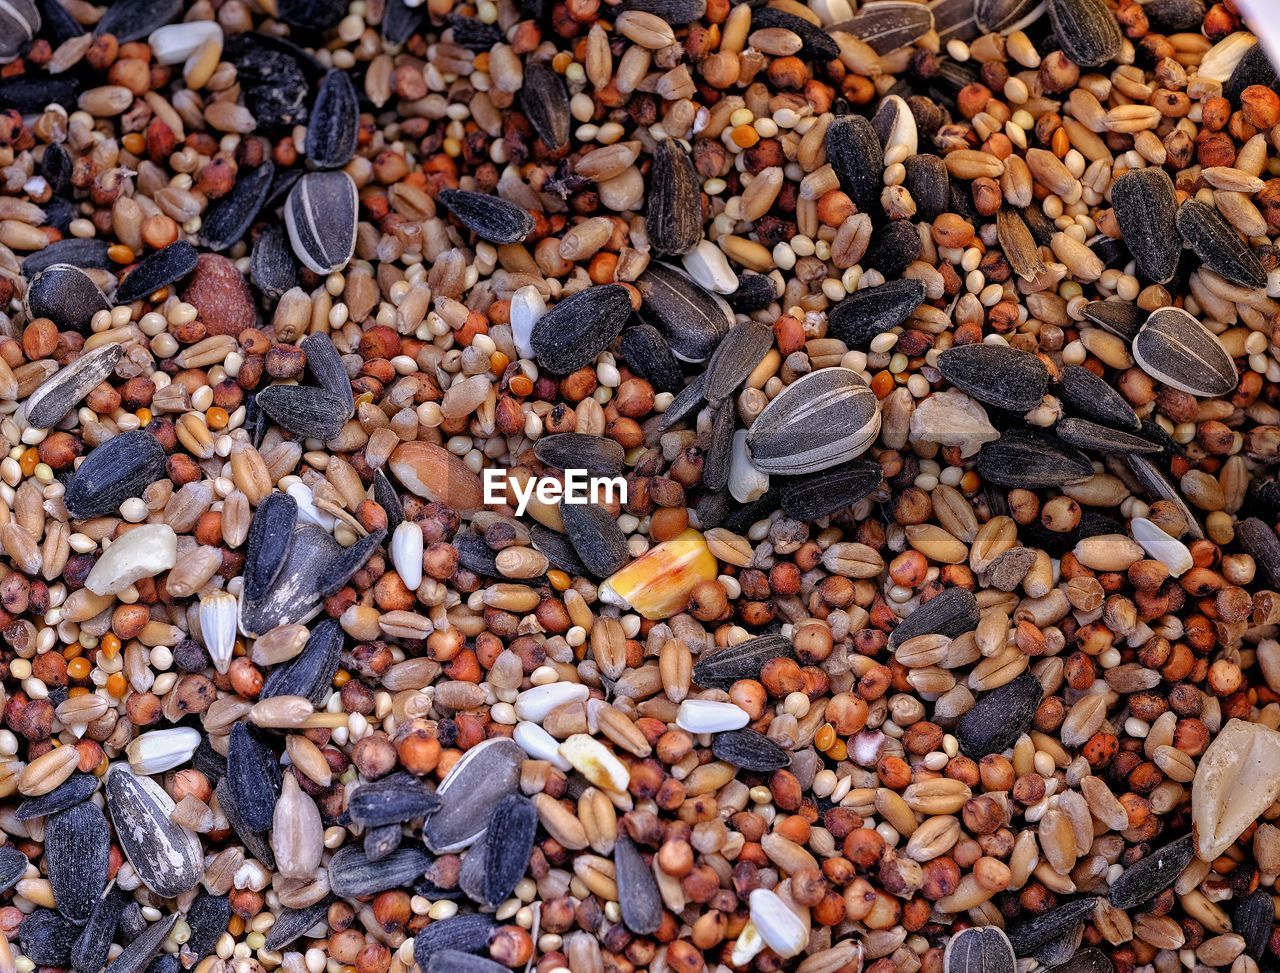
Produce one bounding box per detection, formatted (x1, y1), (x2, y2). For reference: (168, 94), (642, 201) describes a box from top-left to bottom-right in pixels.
(636, 262), (732, 363)
(329, 844), (430, 896)
(1108, 834), (1195, 909)
(458, 794), (537, 907)
(201, 162), (275, 252)
(226, 722), (282, 832)
(1131, 306), (1237, 398)
(615, 835), (663, 935)
(64, 429), (167, 519)
(956, 671), (1043, 757)
(285, 170), (358, 274)
(1058, 364), (1140, 431)
(705, 321), (773, 404)
(439, 188), (535, 244)
(521, 62), (570, 152)
(24, 264), (109, 332)
(533, 433), (625, 477)
(45, 802), (108, 922)
(746, 367), (880, 474)
(889, 586), (979, 647)
(305, 68), (358, 169)
(748, 6), (839, 61)
(647, 139), (702, 257)
(0, 0), (38, 62)
(105, 766), (202, 898)
(977, 429), (1093, 487)
(1046, 0), (1122, 66)
(937, 343), (1048, 412)
(692, 634), (796, 688)
(530, 284), (633, 374)
(975, 0), (1044, 32)
(24, 342), (122, 429)
(826, 115), (883, 217)
(944, 926), (1016, 973)
(826, 278), (925, 347)
(1007, 898), (1099, 956)
(413, 914), (497, 968)
(1175, 198), (1267, 288)
(1055, 417), (1161, 455)
(425, 737), (523, 853)
(1109, 168), (1178, 284)
(1081, 300), (1143, 340)
(833, 1), (934, 53)
(779, 458), (883, 521)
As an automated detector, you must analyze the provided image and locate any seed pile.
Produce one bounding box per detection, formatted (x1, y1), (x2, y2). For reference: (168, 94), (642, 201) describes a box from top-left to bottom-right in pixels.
(2, 1), (1280, 973)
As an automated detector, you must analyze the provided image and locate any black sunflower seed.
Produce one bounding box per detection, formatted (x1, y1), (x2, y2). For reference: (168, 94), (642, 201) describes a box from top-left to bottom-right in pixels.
(749, 5), (839, 61)
(201, 162), (276, 252)
(72, 887), (127, 973)
(657, 371), (708, 431)
(1080, 299), (1144, 340)
(889, 585), (979, 648)
(937, 343), (1048, 412)
(265, 901), (332, 951)
(1235, 889), (1274, 960)
(276, 0), (346, 29)
(64, 429), (167, 519)
(226, 723), (282, 833)
(262, 618), (344, 705)
(215, 776), (274, 868)
(826, 278), (926, 347)
(251, 224), (299, 299)
(616, 0), (705, 20)
(1108, 834), (1194, 909)
(306, 69), (359, 170)
(1055, 417), (1161, 455)
(1109, 168), (1179, 284)
(727, 272), (778, 313)
(636, 263), (732, 363)
(95, 0), (181, 41)
(184, 894), (233, 965)
(693, 634), (796, 688)
(256, 384), (351, 441)
(826, 115), (883, 217)
(455, 530), (501, 577)
(530, 284), (633, 374)
(301, 332), (355, 416)
(446, 14), (503, 49)
(23, 236), (110, 275)
(521, 62), (570, 151)
(534, 433), (625, 477)
(0, 846), (27, 896)
(975, 0), (1044, 33)
(349, 773), (441, 828)
(46, 801), (108, 922)
(1225, 41), (1277, 103)
(1058, 364), (1140, 431)
(647, 139), (703, 257)
(329, 844), (431, 896)
(779, 459), (883, 521)
(561, 502), (630, 577)
(285, 170), (358, 275)
(956, 672), (1044, 757)
(364, 823), (403, 862)
(463, 795), (537, 908)
(1176, 198), (1267, 288)
(384, 0), (424, 43)
(866, 220), (922, 277)
(530, 524), (589, 576)
(439, 189), (535, 245)
(618, 323), (684, 394)
(976, 430), (1093, 488)
(903, 154), (950, 223)
(113, 240), (200, 306)
(1007, 898), (1099, 957)
(413, 914), (496, 966)
(705, 321), (772, 404)
(614, 835), (663, 935)
(701, 402), (736, 492)
(1142, 0), (1204, 31)
(244, 492), (298, 601)
(1238, 517), (1280, 587)
(20, 909), (78, 967)
(374, 469), (404, 534)
(426, 952), (510, 973)
(1046, 0), (1122, 66)
(104, 914), (178, 973)
(0, 75), (77, 115)
(1046, 948), (1114, 973)
(711, 728), (791, 771)
(16, 772), (99, 820)
(25, 264), (110, 332)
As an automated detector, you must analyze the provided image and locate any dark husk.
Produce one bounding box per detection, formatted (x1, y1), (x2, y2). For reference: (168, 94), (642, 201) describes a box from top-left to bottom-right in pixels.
(1007, 898), (1099, 956)
(46, 801), (109, 922)
(64, 430), (167, 520)
(521, 62), (570, 151)
(1176, 198), (1267, 288)
(701, 403), (735, 492)
(530, 284), (633, 374)
(956, 672), (1044, 758)
(265, 901), (333, 951)
(0, 846), (26, 896)
(1057, 364), (1140, 431)
(937, 343), (1048, 412)
(255, 384), (351, 441)
(301, 332), (355, 416)
(328, 844), (431, 897)
(779, 459), (882, 520)
(1045, 0), (1122, 66)
(903, 155), (950, 222)
(615, 836), (664, 935)
(244, 492), (298, 601)
(215, 776), (274, 868)
(1235, 889), (1274, 960)
(826, 278), (925, 347)
(647, 139), (703, 257)
(73, 887), (127, 973)
(17, 772), (99, 820)
(977, 430), (1093, 488)
(183, 894), (233, 964)
(413, 914), (497, 967)
(748, 5), (839, 60)
(26, 264), (110, 331)
(832, 1), (934, 54)
(618, 323), (684, 394)
(826, 115), (883, 216)
(1108, 834), (1195, 909)
(20, 909), (79, 966)
(348, 773), (442, 827)
(562, 502), (630, 577)
(262, 618), (345, 706)
(1055, 417), (1161, 455)
(94, 0), (181, 40)
(533, 433), (625, 477)
(102, 914), (178, 973)
(439, 189), (535, 244)
(306, 69), (359, 170)
(693, 634), (796, 688)
(1109, 168), (1179, 284)
(704, 320), (773, 404)
(226, 722), (282, 833)
(201, 162), (276, 252)
(726, 272), (778, 313)
(711, 728), (791, 771)
(888, 586), (978, 647)
(251, 224), (300, 299)
(530, 524), (589, 576)
(636, 263), (731, 363)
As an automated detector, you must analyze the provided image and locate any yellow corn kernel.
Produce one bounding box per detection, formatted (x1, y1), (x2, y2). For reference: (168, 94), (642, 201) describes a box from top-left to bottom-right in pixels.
(599, 528), (717, 620)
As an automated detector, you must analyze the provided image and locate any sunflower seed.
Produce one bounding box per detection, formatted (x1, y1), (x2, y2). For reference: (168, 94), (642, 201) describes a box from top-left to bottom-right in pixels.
(834, 1), (934, 52)
(996, 208), (1048, 282)
(0, 846), (26, 897)
(619, 323), (684, 394)
(1225, 41), (1278, 102)
(1008, 898), (1098, 956)
(711, 728), (791, 771)
(256, 384), (350, 441)
(705, 322), (772, 405)
(64, 429), (167, 519)
(24, 343), (123, 429)
(826, 115), (883, 217)
(276, 0), (345, 29)
(727, 271), (778, 313)
(373, 468), (403, 534)
(460, 794), (536, 907)
(826, 278), (925, 347)
(1142, 0), (1204, 30)
(112, 242), (199, 308)
(1080, 300), (1143, 340)
(1237, 517), (1280, 587)
(562, 502), (630, 577)
(944, 925), (1016, 973)
(182, 893), (232, 965)
(44, 802), (108, 922)
(0, 75), (76, 116)
(748, 6), (839, 61)
(889, 586), (978, 648)
(425, 737), (524, 853)
(1127, 454), (1203, 539)
(201, 162), (275, 252)
(16, 772), (98, 820)
(0, 0), (38, 62)
(645, 139), (703, 257)
(1046, 0), (1121, 66)
(427, 952), (510, 973)
(533, 433), (625, 477)
(1109, 168), (1178, 284)
(326, 843), (429, 897)
(530, 524), (589, 576)
(866, 220), (922, 277)
(215, 775), (274, 867)
(702, 402), (736, 491)
(265, 901), (331, 951)
(244, 492), (298, 601)
(96, 0), (181, 41)
(977, 430), (1093, 487)
(1058, 364), (1140, 431)
(1234, 889), (1274, 960)
(779, 459), (883, 521)
(904, 155), (950, 223)
(363, 823), (403, 862)
(24, 263), (110, 331)
(747, 367), (880, 474)
(1175, 198), (1266, 288)
(636, 263), (732, 363)
(614, 835), (662, 934)
(285, 170), (358, 275)
(956, 671), (1043, 758)
(414, 914), (497, 967)
(439, 189), (535, 245)
(72, 887), (126, 973)
(930, 0), (980, 42)
(693, 634), (796, 688)
(251, 224), (299, 299)
(938, 343), (1048, 412)
(1108, 834), (1194, 909)
(1056, 417), (1161, 455)
(262, 618), (343, 706)
(975, 0), (1044, 32)
(304, 69), (358, 170)
(521, 62), (570, 152)
(105, 766), (202, 898)
(531, 284), (633, 374)
(349, 773), (441, 827)
(104, 914), (178, 973)
(226, 723), (281, 834)
(300, 332), (354, 417)
(1132, 306), (1237, 398)
(20, 909), (78, 966)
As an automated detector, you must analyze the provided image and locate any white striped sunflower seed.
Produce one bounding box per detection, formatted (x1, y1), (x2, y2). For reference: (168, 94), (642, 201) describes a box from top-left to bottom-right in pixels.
(1131, 306), (1237, 398)
(944, 926), (1016, 973)
(0, 0), (39, 63)
(284, 170), (358, 274)
(745, 367), (880, 474)
(105, 766), (202, 898)
(23, 342), (122, 429)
